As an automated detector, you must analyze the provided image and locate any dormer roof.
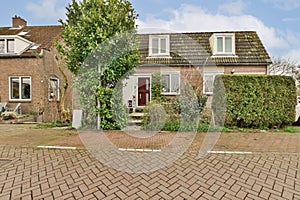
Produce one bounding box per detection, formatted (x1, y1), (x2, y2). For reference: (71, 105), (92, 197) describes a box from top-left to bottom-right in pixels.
(0, 23), (62, 57)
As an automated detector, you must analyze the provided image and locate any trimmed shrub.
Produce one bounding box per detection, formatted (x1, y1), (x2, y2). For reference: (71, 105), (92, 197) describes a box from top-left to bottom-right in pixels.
(212, 75), (296, 128)
(143, 72), (208, 131)
(143, 94), (207, 131)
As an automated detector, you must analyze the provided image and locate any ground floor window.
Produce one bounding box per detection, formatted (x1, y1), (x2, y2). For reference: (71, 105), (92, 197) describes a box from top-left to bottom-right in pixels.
(49, 78), (59, 101)
(9, 76), (31, 100)
(161, 72), (180, 95)
(203, 74), (215, 94)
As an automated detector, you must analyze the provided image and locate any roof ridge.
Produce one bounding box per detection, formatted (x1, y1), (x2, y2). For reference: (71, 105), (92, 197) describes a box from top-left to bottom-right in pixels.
(138, 30), (257, 35)
(25, 25), (62, 28)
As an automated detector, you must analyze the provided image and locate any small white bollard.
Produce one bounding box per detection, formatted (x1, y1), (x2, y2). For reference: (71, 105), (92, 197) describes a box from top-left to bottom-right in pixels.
(72, 109), (83, 129)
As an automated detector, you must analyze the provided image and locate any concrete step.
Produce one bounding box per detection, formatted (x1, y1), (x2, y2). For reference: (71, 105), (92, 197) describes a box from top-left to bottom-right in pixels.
(129, 113), (145, 118)
(128, 120), (143, 125)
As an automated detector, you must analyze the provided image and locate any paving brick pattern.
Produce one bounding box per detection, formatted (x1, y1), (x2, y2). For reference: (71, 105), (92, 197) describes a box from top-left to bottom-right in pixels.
(0, 133), (300, 199)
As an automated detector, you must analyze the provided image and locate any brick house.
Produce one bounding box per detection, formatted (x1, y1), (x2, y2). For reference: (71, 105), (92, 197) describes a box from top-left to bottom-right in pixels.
(0, 16), (73, 122)
(0, 17), (272, 122)
(123, 31), (271, 108)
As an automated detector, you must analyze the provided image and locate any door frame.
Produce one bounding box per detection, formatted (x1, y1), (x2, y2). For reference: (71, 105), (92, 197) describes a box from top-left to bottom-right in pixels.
(137, 75), (151, 107)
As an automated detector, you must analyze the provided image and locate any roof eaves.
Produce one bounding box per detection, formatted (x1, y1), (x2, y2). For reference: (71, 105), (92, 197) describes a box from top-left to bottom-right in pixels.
(0, 54), (38, 58)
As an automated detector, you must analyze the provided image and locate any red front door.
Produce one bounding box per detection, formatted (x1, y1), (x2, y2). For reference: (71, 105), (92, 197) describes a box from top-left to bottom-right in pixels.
(138, 77), (150, 106)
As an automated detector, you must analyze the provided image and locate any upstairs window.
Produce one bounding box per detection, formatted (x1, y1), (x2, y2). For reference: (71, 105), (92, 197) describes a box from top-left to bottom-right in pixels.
(217, 36), (232, 53)
(210, 33), (235, 56)
(0, 39), (15, 54)
(149, 35), (170, 57)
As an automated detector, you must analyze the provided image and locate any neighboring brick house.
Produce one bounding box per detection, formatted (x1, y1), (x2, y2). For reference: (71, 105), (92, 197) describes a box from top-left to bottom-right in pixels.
(123, 31), (271, 108)
(0, 16), (73, 122)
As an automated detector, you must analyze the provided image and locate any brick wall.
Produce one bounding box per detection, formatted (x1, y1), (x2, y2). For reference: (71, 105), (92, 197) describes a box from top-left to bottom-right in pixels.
(133, 64), (267, 94)
(0, 57), (42, 113)
(0, 50), (73, 122)
(40, 50), (73, 122)
(224, 65), (267, 74)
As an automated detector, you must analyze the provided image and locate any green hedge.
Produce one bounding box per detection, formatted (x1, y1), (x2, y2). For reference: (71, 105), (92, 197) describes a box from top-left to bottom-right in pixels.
(212, 75), (296, 128)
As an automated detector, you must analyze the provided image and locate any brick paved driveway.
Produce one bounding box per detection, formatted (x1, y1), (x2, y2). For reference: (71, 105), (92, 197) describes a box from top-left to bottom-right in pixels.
(0, 131), (300, 199)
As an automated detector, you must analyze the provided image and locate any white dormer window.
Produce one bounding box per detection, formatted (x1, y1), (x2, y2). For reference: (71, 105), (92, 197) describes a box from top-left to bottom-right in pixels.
(0, 38), (15, 54)
(149, 35), (170, 57)
(210, 33), (236, 56)
(0, 36), (33, 55)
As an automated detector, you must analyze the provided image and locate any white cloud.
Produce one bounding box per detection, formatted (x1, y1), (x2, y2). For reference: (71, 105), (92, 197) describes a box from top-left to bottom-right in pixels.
(26, 0), (65, 20)
(283, 32), (300, 64)
(285, 49), (300, 64)
(218, 0), (247, 15)
(263, 0), (300, 10)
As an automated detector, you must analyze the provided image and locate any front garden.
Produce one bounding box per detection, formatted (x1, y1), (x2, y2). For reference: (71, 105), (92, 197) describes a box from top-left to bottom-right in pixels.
(142, 74), (298, 133)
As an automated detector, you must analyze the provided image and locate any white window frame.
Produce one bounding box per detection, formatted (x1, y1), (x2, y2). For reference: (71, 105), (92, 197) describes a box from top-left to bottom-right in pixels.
(9, 76), (31, 101)
(211, 33), (236, 56)
(149, 35), (170, 57)
(203, 73), (222, 95)
(48, 77), (60, 101)
(161, 72), (180, 95)
(0, 38), (15, 54)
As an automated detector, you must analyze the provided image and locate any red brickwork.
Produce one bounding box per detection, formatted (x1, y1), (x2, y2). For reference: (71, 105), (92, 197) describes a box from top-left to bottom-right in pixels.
(12, 16), (27, 28)
(0, 50), (73, 122)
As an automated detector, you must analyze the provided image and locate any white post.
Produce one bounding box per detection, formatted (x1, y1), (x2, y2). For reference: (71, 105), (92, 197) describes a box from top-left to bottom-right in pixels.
(97, 64), (101, 130)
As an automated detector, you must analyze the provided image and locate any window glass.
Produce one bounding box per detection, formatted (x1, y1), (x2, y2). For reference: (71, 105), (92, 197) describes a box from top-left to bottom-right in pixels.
(0, 39), (4, 53)
(162, 74), (170, 93)
(225, 36), (232, 52)
(160, 38), (166, 54)
(11, 78), (20, 99)
(217, 37), (223, 52)
(170, 74), (179, 93)
(204, 75), (214, 93)
(21, 77), (31, 99)
(7, 39), (14, 53)
(152, 38), (159, 54)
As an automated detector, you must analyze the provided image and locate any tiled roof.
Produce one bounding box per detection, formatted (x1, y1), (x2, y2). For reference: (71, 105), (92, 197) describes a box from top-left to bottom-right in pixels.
(138, 31), (271, 66)
(0, 25), (62, 57)
(0, 26), (271, 65)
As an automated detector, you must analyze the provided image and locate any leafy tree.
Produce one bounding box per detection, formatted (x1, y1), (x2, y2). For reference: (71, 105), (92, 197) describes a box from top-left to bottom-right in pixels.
(56, 0), (139, 129)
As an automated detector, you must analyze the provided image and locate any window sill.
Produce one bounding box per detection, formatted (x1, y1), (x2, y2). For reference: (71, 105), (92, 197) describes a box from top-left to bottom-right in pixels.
(211, 54), (238, 58)
(9, 99), (31, 102)
(48, 99), (60, 102)
(147, 55), (172, 59)
(162, 93), (180, 96)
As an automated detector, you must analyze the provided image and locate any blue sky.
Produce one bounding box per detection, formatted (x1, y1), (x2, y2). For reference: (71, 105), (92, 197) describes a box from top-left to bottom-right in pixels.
(0, 0), (299, 63)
